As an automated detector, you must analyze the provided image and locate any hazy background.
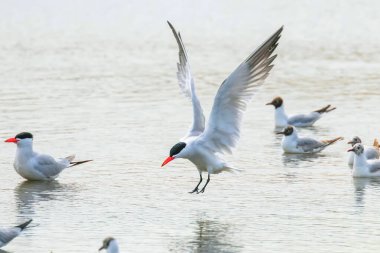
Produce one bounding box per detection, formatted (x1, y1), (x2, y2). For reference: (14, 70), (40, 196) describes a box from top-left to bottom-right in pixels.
(0, 0), (379, 252)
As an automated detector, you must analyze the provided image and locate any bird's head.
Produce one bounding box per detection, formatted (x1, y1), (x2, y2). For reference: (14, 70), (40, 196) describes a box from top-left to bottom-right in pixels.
(266, 96), (283, 108)
(348, 143), (364, 155)
(99, 237), (119, 252)
(348, 136), (361, 146)
(161, 142), (187, 167)
(5, 132), (33, 147)
(276, 125), (294, 136)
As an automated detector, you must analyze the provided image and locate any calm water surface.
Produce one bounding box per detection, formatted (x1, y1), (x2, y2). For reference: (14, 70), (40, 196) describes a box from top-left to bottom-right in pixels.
(0, 0), (380, 252)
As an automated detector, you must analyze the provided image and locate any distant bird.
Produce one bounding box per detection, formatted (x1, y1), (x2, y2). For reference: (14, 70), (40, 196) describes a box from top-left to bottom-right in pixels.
(348, 143), (380, 177)
(266, 96), (336, 128)
(347, 136), (379, 165)
(0, 219), (32, 248)
(99, 237), (119, 253)
(277, 125), (343, 153)
(161, 21), (283, 193)
(5, 132), (92, 181)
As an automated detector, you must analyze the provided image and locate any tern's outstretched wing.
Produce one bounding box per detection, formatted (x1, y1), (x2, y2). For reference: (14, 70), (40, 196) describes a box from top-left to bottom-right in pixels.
(167, 21), (205, 139)
(197, 26), (283, 154)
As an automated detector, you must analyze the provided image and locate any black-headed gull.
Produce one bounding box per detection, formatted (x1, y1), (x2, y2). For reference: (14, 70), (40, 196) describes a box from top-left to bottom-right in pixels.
(348, 143), (380, 177)
(162, 21), (283, 193)
(277, 125), (343, 153)
(0, 219), (32, 248)
(266, 96), (336, 128)
(347, 136), (379, 165)
(99, 237), (119, 253)
(5, 132), (92, 181)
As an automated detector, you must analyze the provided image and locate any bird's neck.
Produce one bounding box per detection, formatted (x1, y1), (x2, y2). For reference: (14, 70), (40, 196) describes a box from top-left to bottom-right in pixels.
(353, 153), (367, 168)
(16, 143), (34, 159)
(107, 241), (119, 253)
(275, 105), (288, 126)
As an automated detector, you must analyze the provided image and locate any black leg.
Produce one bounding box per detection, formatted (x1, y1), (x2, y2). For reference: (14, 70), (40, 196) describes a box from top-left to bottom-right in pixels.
(198, 173), (210, 194)
(189, 173), (203, 194)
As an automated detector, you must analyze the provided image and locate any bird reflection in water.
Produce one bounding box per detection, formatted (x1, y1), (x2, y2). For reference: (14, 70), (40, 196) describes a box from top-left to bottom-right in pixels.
(281, 153), (326, 168)
(14, 180), (79, 216)
(353, 177), (380, 206)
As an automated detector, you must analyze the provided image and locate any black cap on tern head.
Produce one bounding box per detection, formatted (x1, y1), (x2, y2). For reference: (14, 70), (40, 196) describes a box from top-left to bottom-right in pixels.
(15, 132), (33, 139)
(170, 142), (186, 157)
(283, 126), (294, 136)
(266, 96), (283, 108)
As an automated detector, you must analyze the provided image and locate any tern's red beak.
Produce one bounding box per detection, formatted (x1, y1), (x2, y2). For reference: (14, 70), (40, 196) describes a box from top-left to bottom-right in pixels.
(5, 137), (17, 143)
(347, 148), (354, 152)
(161, 156), (174, 167)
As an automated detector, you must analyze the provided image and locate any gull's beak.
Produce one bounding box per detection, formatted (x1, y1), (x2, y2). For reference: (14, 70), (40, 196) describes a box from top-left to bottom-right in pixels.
(161, 156), (175, 167)
(5, 137), (17, 143)
(276, 131), (285, 135)
(347, 148), (354, 152)
(266, 102), (273, 106)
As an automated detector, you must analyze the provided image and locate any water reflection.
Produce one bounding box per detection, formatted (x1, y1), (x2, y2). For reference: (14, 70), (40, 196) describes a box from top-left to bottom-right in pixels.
(281, 153), (326, 168)
(352, 177), (380, 206)
(14, 180), (78, 216)
(0, 249), (11, 253)
(171, 218), (241, 253)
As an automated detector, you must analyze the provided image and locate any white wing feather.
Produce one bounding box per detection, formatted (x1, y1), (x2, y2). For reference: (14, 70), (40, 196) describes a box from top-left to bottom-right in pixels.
(197, 26), (283, 154)
(167, 21), (205, 139)
(33, 154), (69, 178)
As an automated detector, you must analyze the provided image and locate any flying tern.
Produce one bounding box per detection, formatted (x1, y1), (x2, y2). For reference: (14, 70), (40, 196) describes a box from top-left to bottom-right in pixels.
(161, 21), (283, 193)
(5, 132), (92, 181)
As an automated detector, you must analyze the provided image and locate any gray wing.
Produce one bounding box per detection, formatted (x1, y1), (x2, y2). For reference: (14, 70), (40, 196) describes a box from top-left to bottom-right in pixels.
(167, 21), (205, 139)
(33, 154), (68, 178)
(0, 227), (20, 245)
(288, 112), (320, 125)
(369, 161), (380, 173)
(365, 147), (380, 160)
(296, 137), (325, 152)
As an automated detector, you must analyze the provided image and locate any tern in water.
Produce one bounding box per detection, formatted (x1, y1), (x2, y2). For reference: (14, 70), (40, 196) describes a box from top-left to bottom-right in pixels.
(161, 21), (283, 193)
(348, 143), (380, 177)
(99, 237), (119, 253)
(347, 136), (379, 165)
(266, 96), (336, 128)
(0, 219), (32, 248)
(5, 132), (92, 181)
(277, 125), (343, 154)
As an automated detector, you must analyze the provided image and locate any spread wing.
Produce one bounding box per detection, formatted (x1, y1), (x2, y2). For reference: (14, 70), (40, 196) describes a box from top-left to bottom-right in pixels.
(33, 154), (68, 178)
(167, 21), (205, 139)
(196, 26), (283, 154)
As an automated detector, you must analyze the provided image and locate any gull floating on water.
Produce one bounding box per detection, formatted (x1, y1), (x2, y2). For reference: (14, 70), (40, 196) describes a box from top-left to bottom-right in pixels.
(347, 136), (379, 165)
(266, 96), (336, 128)
(5, 132), (92, 181)
(0, 219), (32, 248)
(99, 237), (119, 253)
(277, 125), (343, 153)
(161, 21), (283, 193)
(348, 143), (380, 177)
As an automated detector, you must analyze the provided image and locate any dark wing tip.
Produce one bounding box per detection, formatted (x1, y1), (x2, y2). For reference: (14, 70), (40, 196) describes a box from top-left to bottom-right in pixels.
(16, 219), (33, 231)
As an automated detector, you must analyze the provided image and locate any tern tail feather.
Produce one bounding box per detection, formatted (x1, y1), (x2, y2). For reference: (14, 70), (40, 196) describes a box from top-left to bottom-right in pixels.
(314, 105), (336, 114)
(15, 219), (32, 231)
(321, 137), (344, 146)
(69, 160), (93, 167)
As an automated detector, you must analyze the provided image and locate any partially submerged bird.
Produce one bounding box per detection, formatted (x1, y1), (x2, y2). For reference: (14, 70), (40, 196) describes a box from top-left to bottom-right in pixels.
(0, 219), (32, 248)
(162, 21), (283, 193)
(277, 125), (343, 153)
(266, 96), (336, 128)
(99, 237), (119, 253)
(348, 143), (380, 177)
(347, 136), (380, 165)
(5, 132), (92, 181)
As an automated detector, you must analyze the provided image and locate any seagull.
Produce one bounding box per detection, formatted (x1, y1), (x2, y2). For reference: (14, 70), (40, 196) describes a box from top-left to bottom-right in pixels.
(0, 219), (32, 248)
(277, 125), (343, 153)
(5, 132), (92, 181)
(99, 237), (119, 253)
(266, 96), (336, 128)
(348, 143), (380, 177)
(161, 21), (283, 193)
(347, 136), (379, 165)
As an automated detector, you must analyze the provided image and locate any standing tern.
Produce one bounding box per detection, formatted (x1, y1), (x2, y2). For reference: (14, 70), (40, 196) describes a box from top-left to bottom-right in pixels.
(347, 136), (379, 165)
(277, 125), (343, 153)
(99, 237), (119, 253)
(0, 219), (32, 248)
(161, 21), (283, 193)
(348, 143), (380, 177)
(5, 132), (92, 181)
(266, 96), (336, 128)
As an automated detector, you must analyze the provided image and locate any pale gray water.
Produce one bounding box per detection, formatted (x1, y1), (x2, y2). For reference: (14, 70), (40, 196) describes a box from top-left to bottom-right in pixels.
(0, 0), (380, 252)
